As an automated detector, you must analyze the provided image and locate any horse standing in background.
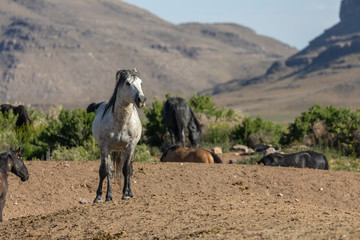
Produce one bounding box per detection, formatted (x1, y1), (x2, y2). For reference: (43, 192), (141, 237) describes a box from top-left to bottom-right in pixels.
(163, 97), (201, 148)
(86, 102), (105, 113)
(0, 147), (29, 221)
(92, 69), (146, 203)
(0, 104), (32, 128)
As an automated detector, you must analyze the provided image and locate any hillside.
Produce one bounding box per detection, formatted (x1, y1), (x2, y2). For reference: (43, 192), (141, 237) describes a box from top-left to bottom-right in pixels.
(0, 0), (296, 109)
(206, 0), (360, 118)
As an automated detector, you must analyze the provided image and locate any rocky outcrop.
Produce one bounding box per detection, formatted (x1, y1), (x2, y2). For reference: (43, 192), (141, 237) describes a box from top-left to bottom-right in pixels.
(340, 0), (360, 23)
(268, 0), (360, 73)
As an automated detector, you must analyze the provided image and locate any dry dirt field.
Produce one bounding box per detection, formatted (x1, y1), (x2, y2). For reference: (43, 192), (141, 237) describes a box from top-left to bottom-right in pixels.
(1, 154), (360, 239)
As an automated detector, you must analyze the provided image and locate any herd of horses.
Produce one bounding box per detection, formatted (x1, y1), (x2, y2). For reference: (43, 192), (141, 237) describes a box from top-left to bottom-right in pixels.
(0, 68), (330, 218)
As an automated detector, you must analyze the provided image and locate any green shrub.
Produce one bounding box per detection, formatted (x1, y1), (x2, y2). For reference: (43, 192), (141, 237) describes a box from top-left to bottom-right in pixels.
(202, 122), (231, 152)
(50, 144), (99, 161)
(134, 144), (153, 162)
(39, 109), (95, 149)
(283, 104), (360, 155)
(0, 111), (20, 151)
(188, 94), (218, 116)
(232, 116), (284, 147)
(188, 94), (239, 120)
(22, 108), (97, 160)
(144, 97), (168, 146)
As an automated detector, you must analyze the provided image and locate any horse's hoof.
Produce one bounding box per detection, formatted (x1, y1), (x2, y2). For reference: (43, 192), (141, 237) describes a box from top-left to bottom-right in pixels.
(105, 196), (112, 202)
(121, 195), (131, 200)
(93, 197), (103, 204)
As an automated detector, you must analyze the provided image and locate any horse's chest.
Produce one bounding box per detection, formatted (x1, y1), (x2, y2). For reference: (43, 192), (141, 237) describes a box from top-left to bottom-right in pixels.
(107, 130), (137, 150)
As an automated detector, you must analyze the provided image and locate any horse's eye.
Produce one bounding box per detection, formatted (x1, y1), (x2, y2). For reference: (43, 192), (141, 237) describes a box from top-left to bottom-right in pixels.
(126, 82), (131, 86)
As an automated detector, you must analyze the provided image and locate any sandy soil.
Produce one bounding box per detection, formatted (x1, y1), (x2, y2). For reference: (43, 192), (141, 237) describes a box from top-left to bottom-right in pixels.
(0, 154), (360, 239)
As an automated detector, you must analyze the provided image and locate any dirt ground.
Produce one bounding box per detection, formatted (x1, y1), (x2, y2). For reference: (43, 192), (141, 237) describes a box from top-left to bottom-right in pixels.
(0, 153), (360, 239)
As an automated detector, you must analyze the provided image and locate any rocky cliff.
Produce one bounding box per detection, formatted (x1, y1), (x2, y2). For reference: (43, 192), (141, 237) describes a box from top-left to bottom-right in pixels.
(205, 0), (360, 117)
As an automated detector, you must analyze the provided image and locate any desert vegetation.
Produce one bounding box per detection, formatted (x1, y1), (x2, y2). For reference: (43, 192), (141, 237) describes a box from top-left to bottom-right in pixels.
(1, 96), (360, 171)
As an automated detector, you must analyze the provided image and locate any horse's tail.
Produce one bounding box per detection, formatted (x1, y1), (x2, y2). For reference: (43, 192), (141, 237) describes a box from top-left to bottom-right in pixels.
(324, 155), (330, 170)
(112, 152), (124, 185)
(210, 152), (223, 164)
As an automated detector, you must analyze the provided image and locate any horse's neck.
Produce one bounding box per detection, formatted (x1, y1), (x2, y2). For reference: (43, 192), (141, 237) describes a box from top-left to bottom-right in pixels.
(0, 158), (10, 178)
(113, 101), (137, 125)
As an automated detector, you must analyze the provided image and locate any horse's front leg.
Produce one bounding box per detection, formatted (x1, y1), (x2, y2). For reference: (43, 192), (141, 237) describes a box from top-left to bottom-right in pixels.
(169, 129), (175, 145)
(0, 195), (5, 222)
(180, 128), (186, 147)
(94, 147), (113, 203)
(122, 147), (134, 200)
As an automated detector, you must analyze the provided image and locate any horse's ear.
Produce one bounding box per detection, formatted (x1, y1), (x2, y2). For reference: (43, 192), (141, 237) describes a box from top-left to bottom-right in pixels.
(116, 69), (122, 82)
(16, 147), (21, 153)
(133, 68), (138, 73)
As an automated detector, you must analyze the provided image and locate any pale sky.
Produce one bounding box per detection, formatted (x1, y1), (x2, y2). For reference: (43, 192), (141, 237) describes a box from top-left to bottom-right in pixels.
(122, 0), (341, 50)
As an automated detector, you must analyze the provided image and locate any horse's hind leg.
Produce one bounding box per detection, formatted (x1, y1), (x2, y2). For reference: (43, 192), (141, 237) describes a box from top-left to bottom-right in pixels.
(122, 148), (134, 200)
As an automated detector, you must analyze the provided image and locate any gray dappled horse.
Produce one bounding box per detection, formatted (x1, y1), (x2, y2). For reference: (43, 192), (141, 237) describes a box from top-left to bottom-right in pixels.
(0, 147), (29, 221)
(92, 69), (146, 203)
(163, 97), (201, 148)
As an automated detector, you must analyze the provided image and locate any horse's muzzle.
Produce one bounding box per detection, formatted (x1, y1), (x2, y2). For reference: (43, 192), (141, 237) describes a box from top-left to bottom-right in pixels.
(21, 174), (29, 182)
(136, 95), (147, 109)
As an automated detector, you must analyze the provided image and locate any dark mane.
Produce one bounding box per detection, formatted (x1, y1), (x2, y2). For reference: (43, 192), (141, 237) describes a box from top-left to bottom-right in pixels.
(160, 145), (180, 162)
(102, 69), (141, 118)
(190, 110), (201, 133)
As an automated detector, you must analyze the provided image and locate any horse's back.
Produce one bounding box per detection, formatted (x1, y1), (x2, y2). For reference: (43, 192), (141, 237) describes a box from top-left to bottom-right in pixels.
(91, 102), (108, 143)
(193, 149), (214, 163)
(164, 98), (191, 127)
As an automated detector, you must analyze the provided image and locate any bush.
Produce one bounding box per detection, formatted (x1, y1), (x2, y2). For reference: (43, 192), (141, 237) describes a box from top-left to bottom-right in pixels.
(232, 116), (284, 148)
(39, 109), (95, 149)
(0, 111), (20, 152)
(283, 104), (360, 155)
(202, 122), (231, 152)
(134, 144), (154, 162)
(188, 94), (239, 120)
(144, 97), (168, 146)
(19, 108), (98, 160)
(51, 144), (99, 161)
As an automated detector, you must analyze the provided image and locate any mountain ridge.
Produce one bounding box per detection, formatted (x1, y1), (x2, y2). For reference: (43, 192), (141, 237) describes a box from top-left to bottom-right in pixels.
(0, 0), (296, 109)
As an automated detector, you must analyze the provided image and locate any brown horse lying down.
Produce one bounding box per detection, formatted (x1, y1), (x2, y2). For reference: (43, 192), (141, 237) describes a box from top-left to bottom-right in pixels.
(160, 145), (222, 163)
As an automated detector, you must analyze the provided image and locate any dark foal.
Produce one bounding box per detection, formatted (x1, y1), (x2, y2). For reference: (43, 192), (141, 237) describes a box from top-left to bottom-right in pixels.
(0, 148), (29, 221)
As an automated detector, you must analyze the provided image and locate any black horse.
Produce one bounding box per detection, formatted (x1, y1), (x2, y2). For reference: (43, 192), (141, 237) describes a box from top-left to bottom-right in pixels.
(0, 104), (32, 128)
(163, 97), (201, 147)
(0, 147), (29, 221)
(258, 151), (329, 170)
(86, 102), (105, 113)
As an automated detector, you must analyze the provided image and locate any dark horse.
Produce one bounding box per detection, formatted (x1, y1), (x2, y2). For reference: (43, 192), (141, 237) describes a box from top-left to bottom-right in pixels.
(86, 102), (105, 113)
(258, 151), (329, 170)
(0, 104), (32, 128)
(0, 147), (29, 221)
(163, 97), (201, 147)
